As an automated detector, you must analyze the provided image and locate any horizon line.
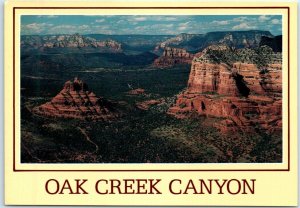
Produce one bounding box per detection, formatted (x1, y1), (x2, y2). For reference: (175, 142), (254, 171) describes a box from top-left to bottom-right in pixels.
(21, 30), (282, 37)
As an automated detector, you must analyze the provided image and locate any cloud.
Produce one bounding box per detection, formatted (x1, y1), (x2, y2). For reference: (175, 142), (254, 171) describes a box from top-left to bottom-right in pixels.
(92, 25), (109, 29)
(45, 24), (98, 34)
(127, 16), (180, 22)
(134, 25), (148, 31)
(21, 15), (282, 35)
(178, 26), (188, 31)
(165, 24), (174, 28)
(130, 22), (138, 25)
(212, 20), (229, 25)
(47, 24), (77, 34)
(271, 19), (281, 24)
(47, 15), (58, 18)
(176, 21), (193, 31)
(116, 20), (126, 24)
(233, 16), (248, 22)
(37, 15), (58, 19)
(232, 23), (257, 30)
(151, 16), (178, 21)
(164, 17), (177, 21)
(134, 23), (175, 34)
(78, 25), (89, 29)
(151, 24), (174, 30)
(132, 16), (147, 21)
(51, 24), (76, 30)
(258, 15), (271, 22)
(22, 23), (53, 34)
(179, 21), (191, 27)
(25, 23), (52, 29)
(95, 19), (105, 23)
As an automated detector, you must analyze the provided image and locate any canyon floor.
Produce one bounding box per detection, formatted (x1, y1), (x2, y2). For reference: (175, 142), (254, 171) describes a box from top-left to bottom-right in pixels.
(21, 66), (281, 163)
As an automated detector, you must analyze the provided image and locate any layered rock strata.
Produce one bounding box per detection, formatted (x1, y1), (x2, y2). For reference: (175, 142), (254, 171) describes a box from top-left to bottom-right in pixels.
(33, 78), (117, 120)
(169, 52), (282, 133)
(153, 47), (194, 68)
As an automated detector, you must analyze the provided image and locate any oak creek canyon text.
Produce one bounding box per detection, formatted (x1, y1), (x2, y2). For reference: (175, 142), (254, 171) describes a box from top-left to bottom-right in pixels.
(45, 178), (255, 195)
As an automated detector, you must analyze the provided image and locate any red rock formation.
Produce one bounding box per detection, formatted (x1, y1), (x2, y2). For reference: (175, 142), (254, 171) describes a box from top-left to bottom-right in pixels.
(169, 53), (282, 133)
(187, 62), (240, 96)
(127, 88), (145, 95)
(33, 78), (118, 120)
(153, 47), (194, 68)
(136, 99), (165, 110)
(232, 63), (282, 96)
(91, 39), (122, 52)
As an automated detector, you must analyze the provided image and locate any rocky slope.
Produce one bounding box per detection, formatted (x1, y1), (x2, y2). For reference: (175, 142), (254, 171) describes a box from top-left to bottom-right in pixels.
(168, 45), (282, 133)
(33, 78), (118, 120)
(86, 34), (174, 52)
(155, 30), (274, 52)
(21, 34), (122, 53)
(154, 33), (197, 51)
(153, 47), (194, 68)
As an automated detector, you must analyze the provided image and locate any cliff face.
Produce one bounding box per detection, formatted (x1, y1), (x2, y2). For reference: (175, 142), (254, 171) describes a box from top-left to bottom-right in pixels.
(153, 47), (194, 68)
(33, 78), (118, 120)
(168, 49), (282, 133)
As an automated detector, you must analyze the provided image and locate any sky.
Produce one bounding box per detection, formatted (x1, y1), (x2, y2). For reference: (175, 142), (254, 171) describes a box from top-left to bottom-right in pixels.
(21, 15), (282, 36)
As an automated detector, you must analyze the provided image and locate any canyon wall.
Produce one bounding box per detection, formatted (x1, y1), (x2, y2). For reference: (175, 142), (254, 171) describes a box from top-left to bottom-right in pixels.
(168, 50), (282, 133)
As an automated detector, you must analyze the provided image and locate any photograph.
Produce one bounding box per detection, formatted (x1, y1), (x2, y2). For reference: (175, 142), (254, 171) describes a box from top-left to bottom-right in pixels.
(20, 15), (282, 163)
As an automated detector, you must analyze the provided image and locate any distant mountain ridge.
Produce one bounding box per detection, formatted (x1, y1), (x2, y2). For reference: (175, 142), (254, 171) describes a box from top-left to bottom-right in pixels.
(155, 30), (274, 52)
(21, 33), (122, 53)
(85, 34), (174, 52)
(21, 30), (279, 55)
(20, 30), (281, 70)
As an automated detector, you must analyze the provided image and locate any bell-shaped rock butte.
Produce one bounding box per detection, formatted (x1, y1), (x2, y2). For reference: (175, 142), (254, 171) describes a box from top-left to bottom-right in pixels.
(33, 77), (118, 121)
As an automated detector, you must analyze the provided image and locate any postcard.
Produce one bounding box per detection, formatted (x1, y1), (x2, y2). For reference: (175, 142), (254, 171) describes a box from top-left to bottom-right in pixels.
(4, 1), (298, 206)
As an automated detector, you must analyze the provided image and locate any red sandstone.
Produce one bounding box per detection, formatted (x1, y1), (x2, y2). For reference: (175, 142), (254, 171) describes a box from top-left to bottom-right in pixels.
(127, 88), (145, 95)
(33, 77), (118, 120)
(153, 47), (194, 68)
(136, 99), (165, 110)
(168, 51), (282, 133)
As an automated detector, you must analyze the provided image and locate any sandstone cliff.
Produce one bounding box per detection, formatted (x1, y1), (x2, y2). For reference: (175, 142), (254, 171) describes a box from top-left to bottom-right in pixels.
(33, 78), (118, 120)
(153, 47), (194, 68)
(168, 46), (282, 133)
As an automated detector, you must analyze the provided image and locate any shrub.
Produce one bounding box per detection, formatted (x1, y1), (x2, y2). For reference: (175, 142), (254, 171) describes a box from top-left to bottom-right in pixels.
(202, 45), (277, 70)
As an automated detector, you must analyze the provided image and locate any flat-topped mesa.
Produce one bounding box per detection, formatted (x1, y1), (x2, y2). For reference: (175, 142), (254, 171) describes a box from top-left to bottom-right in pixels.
(168, 45), (282, 133)
(162, 47), (194, 58)
(153, 47), (194, 68)
(33, 78), (118, 120)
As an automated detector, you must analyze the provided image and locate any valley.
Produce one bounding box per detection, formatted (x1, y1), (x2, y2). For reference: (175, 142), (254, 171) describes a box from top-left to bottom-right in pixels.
(21, 30), (282, 163)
